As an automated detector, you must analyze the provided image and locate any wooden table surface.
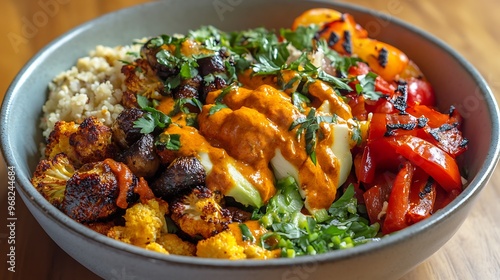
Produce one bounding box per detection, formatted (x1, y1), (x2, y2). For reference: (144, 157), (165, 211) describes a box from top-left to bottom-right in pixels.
(1, 0), (499, 279)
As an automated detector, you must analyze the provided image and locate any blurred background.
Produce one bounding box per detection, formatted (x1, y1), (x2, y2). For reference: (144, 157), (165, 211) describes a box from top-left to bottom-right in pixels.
(0, 0), (499, 279)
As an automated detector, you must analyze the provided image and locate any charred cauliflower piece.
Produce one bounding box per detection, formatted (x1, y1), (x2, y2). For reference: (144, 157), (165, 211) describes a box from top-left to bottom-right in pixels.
(44, 121), (79, 162)
(122, 58), (165, 102)
(62, 160), (137, 223)
(151, 156), (206, 201)
(31, 153), (75, 209)
(45, 117), (115, 167)
(169, 186), (232, 239)
(70, 117), (116, 165)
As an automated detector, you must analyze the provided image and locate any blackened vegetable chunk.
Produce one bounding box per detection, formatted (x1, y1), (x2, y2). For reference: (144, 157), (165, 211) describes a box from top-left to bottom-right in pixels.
(118, 134), (160, 178)
(112, 107), (145, 149)
(151, 156), (206, 200)
(62, 161), (136, 222)
(198, 54), (226, 76)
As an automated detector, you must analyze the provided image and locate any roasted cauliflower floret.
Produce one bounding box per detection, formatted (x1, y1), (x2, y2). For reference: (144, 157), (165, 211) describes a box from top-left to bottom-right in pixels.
(62, 159), (137, 223)
(156, 233), (196, 256)
(170, 186), (232, 239)
(31, 153), (75, 209)
(45, 117), (116, 167)
(70, 117), (116, 165)
(44, 120), (79, 162)
(107, 199), (196, 256)
(196, 223), (277, 259)
(122, 58), (165, 102)
(107, 199), (168, 245)
(196, 230), (246, 259)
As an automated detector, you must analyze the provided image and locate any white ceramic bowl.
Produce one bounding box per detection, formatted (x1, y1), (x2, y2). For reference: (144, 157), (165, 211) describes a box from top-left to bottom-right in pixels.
(2, 1), (499, 279)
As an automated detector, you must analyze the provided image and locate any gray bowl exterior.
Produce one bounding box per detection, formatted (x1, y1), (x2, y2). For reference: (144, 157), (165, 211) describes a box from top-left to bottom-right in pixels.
(1, 0), (499, 279)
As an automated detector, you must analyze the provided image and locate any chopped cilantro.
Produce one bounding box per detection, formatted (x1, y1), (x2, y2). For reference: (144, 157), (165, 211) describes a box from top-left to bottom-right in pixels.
(356, 72), (383, 100)
(208, 103), (228, 116)
(289, 108), (336, 164)
(280, 25), (319, 50)
(239, 223), (256, 243)
(134, 95), (172, 134)
(291, 92), (311, 113)
(155, 133), (181, 151)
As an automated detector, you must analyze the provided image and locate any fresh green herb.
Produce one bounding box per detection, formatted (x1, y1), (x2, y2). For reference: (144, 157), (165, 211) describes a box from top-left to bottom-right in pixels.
(286, 49), (352, 93)
(164, 75), (181, 93)
(351, 124), (363, 146)
(118, 60), (132, 65)
(289, 108), (336, 164)
(214, 83), (238, 104)
(224, 60), (238, 84)
(239, 223), (256, 243)
(356, 72), (383, 100)
(180, 60), (199, 79)
(188, 25), (227, 51)
(208, 103), (228, 116)
(156, 49), (180, 69)
(165, 216), (179, 234)
(169, 98), (203, 116)
(280, 25), (319, 50)
(126, 51), (140, 57)
(156, 133), (181, 151)
(252, 53), (282, 75)
(134, 95), (172, 134)
(184, 113), (198, 127)
(316, 40), (362, 77)
(318, 70), (352, 91)
(291, 92), (311, 113)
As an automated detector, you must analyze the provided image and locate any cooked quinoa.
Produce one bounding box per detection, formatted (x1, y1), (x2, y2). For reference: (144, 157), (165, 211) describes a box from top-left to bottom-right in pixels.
(40, 44), (141, 139)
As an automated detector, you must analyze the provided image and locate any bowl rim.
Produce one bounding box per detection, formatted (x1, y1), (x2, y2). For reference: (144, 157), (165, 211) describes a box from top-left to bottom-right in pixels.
(2, 0), (500, 269)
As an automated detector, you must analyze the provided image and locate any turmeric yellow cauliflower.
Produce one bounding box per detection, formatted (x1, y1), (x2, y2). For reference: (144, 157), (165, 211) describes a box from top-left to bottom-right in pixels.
(44, 120), (79, 162)
(107, 199), (195, 256)
(196, 230), (246, 259)
(45, 116), (115, 167)
(196, 222), (278, 260)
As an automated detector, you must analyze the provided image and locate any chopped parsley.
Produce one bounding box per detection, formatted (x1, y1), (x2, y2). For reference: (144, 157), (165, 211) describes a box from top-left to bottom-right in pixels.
(356, 72), (383, 101)
(155, 133), (181, 151)
(289, 108), (336, 164)
(134, 95), (172, 134)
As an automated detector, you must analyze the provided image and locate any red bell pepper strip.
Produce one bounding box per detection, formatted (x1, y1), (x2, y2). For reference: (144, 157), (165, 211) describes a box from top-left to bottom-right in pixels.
(354, 145), (376, 183)
(363, 174), (393, 225)
(406, 168), (436, 224)
(388, 135), (462, 193)
(383, 161), (414, 234)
